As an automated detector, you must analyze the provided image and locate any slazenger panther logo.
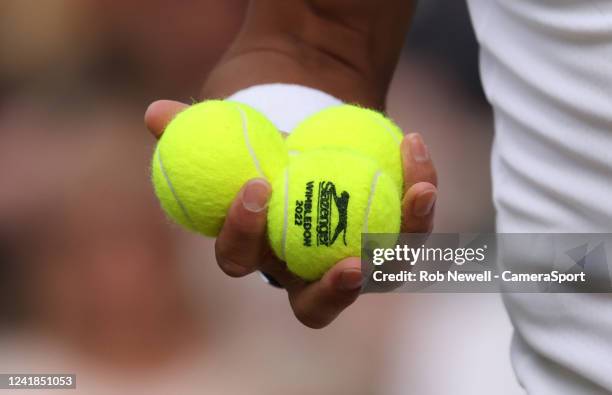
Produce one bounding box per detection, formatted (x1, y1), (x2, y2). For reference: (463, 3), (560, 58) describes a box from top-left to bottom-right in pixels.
(316, 181), (349, 246)
(294, 180), (350, 247)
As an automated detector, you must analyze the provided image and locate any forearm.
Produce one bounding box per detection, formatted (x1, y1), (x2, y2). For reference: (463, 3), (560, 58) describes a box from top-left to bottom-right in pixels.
(202, 0), (416, 110)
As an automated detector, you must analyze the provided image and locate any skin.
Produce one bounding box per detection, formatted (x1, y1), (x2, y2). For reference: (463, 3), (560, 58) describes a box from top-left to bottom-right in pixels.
(144, 0), (437, 329)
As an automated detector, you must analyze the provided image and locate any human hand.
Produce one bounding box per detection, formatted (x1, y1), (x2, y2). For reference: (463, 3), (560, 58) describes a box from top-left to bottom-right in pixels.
(145, 100), (437, 328)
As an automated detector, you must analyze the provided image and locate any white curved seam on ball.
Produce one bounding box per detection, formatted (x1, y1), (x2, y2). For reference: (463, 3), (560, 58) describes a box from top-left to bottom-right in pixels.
(373, 117), (402, 144)
(157, 148), (196, 228)
(363, 170), (382, 234)
(281, 168), (289, 261)
(236, 105), (264, 177)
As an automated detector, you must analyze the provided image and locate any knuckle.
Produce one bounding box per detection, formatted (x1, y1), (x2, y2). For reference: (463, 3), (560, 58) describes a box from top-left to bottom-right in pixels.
(214, 241), (254, 278)
(290, 298), (327, 329)
(417, 167), (437, 186)
(332, 291), (360, 309)
(296, 311), (327, 329)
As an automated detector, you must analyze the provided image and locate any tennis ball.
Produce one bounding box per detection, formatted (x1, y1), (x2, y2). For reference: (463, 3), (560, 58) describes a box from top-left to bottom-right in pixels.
(267, 149), (401, 281)
(286, 104), (404, 191)
(151, 100), (288, 236)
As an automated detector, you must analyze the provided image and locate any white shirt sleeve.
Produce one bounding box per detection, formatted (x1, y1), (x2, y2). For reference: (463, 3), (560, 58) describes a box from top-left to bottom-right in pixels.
(227, 83), (343, 133)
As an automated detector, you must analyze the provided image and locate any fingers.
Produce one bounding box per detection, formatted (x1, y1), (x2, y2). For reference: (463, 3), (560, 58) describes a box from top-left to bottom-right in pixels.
(400, 132), (437, 233)
(214, 178), (305, 288)
(215, 181), (365, 329)
(401, 133), (438, 191)
(257, 253), (306, 292)
(144, 100), (188, 139)
(288, 258), (362, 329)
(215, 178), (271, 277)
(401, 181), (437, 233)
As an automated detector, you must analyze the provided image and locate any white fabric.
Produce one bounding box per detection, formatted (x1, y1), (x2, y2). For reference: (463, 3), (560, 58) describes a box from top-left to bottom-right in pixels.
(227, 83), (342, 132)
(467, 0), (612, 394)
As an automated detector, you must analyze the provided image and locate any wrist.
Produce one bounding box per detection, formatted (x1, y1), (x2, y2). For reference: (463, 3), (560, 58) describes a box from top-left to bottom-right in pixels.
(202, 36), (386, 110)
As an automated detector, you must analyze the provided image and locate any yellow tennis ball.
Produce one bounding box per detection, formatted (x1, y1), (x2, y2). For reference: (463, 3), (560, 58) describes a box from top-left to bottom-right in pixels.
(151, 100), (288, 236)
(267, 149), (401, 281)
(286, 104), (404, 191)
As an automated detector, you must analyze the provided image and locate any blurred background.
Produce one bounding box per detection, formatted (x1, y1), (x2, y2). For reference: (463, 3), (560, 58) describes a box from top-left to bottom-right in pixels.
(0, 0), (523, 394)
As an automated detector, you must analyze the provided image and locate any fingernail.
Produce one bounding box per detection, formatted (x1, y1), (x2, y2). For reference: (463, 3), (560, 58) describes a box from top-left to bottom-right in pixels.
(409, 133), (430, 163)
(413, 189), (437, 217)
(242, 179), (271, 213)
(339, 269), (363, 291)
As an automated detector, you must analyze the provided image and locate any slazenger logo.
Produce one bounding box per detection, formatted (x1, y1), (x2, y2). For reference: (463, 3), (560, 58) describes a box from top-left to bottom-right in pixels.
(317, 180), (350, 246)
(294, 180), (350, 248)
